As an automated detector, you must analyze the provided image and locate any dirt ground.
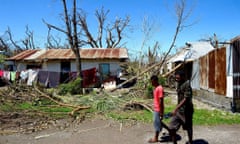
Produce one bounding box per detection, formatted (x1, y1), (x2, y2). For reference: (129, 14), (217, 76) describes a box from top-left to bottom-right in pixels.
(1, 118), (240, 144)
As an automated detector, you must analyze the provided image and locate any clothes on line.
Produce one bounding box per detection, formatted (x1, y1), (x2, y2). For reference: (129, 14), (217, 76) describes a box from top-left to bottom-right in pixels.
(0, 67), (99, 88)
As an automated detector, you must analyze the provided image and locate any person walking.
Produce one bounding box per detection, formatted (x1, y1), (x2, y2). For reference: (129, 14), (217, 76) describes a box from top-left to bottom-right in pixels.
(169, 71), (194, 144)
(148, 75), (164, 143)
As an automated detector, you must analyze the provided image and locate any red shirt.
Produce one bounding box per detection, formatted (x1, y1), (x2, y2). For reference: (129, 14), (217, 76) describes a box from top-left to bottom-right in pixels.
(0, 70), (3, 77)
(153, 85), (164, 112)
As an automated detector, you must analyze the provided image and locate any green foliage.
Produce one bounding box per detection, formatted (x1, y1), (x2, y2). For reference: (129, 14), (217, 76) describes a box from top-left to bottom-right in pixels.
(93, 99), (115, 112)
(158, 76), (166, 86)
(145, 85), (153, 99)
(0, 93), (73, 119)
(1, 103), (15, 112)
(106, 96), (240, 125)
(33, 97), (57, 106)
(1, 102), (35, 112)
(145, 76), (166, 99)
(39, 106), (71, 113)
(0, 54), (6, 64)
(18, 102), (34, 110)
(2, 83), (240, 126)
(17, 101), (71, 113)
(193, 109), (240, 125)
(58, 78), (82, 95)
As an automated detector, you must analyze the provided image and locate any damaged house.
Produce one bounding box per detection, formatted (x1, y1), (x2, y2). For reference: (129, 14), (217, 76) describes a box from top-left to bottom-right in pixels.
(164, 41), (215, 88)
(5, 48), (129, 88)
(165, 37), (240, 112)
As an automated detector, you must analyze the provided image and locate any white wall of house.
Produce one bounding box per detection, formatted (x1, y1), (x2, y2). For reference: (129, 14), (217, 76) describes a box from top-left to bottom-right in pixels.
(71, 60), (121, 75)
(71, 61), (97, 71)
(42, 61), (48, 70)
(14, 60), (121, 76)
(16, 63), (27, 71)
(43, 62), (61, 72)
(73, 61), (99, 71)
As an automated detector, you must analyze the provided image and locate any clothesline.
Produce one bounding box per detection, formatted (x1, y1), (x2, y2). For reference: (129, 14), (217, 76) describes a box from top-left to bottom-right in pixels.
(0, 67), (99, 88)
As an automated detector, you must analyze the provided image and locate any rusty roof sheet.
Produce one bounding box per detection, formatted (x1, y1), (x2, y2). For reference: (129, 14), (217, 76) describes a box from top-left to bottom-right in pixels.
(36, 49), (75, 60)
(7, 50), (38, 60)
(7, 48), (128, 61)
(25, 49), (47, 60)
(82, 48), (128, 59)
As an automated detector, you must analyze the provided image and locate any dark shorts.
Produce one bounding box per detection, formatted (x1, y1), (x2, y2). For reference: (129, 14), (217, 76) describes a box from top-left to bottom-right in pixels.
(169, 111), (193, 131)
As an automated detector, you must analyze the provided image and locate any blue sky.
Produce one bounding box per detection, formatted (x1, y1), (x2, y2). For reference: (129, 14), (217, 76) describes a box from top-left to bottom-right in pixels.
(0, 0), (240, 57)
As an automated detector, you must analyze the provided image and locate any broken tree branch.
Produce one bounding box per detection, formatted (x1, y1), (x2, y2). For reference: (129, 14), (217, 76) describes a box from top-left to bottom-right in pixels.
(124, 102), (153, 112)
(42, 19), (68, 34)
(111, 0), (191, 92)
(34, 86), (90, 116)
(162, 63), (183, 77)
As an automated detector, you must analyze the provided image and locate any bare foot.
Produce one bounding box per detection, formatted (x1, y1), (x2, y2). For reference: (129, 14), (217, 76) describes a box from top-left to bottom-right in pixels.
(148, 138), (158, 143)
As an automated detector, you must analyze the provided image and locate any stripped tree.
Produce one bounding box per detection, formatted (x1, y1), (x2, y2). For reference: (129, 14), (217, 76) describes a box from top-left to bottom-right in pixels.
(43, 0), (130, 93)
(112, 0), (195, 91)
(78, 6), (130, 48)
(1, 26), (36, 55)
(43, 0), (83, 93)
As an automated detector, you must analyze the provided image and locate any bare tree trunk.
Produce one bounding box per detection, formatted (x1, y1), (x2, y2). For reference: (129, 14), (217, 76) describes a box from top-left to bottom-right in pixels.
(62, 0), (83, 93)
(72, 0), (82, 77)
(6, 27), (22, 51)
(0, 38), (8, 51)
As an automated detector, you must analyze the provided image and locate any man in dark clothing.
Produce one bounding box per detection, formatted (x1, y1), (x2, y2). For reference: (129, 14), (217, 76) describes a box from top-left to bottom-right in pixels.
(169, 71), (194, 144)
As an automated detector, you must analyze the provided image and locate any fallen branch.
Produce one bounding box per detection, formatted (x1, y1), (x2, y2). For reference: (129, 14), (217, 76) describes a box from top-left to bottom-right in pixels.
(0, 130), (20, 135)
(70, 106), (90, 116)
(162, 63), (183, 77)
(124, 102), (153, 112)
(34, 86), (90, 116)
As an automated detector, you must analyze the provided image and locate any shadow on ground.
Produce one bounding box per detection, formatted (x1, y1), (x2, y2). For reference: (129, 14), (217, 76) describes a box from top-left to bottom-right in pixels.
(160, 134), (208, 144)
(159, 134), (181, 142)
(192, 139), (209, 144)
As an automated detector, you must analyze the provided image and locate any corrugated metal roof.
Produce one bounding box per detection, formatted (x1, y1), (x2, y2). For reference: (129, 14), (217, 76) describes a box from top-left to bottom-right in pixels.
(7, 50), (38, 60)
(168, 41), (215, 63)
(82, 48), (128, 59)
(37, 49), (74, 60)
(7, 48), (129, 61)
(25, 49), (47, 60)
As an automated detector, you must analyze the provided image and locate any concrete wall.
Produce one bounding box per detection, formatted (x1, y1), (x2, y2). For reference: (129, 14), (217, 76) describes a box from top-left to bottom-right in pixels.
(15, 63), (27, 71)
(44, 62), (61, 72)
(15, 60), (121, 75)
(194, 89), (234, 112)
(71, 60), (121, 76)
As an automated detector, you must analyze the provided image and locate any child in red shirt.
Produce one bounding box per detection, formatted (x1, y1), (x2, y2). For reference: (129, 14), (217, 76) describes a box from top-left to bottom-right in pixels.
(148, 75), (164, 143)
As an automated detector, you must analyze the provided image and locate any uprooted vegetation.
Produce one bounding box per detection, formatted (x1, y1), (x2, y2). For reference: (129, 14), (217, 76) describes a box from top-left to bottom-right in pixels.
(0, 79), (156, 135)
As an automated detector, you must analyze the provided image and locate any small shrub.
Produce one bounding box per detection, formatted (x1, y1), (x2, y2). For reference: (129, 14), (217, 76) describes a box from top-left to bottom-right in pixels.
(145, 76), (166, 99)
(159, 76), (166, 86)
(145, 85), (153, 99)
(58, 78), (82, 95)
